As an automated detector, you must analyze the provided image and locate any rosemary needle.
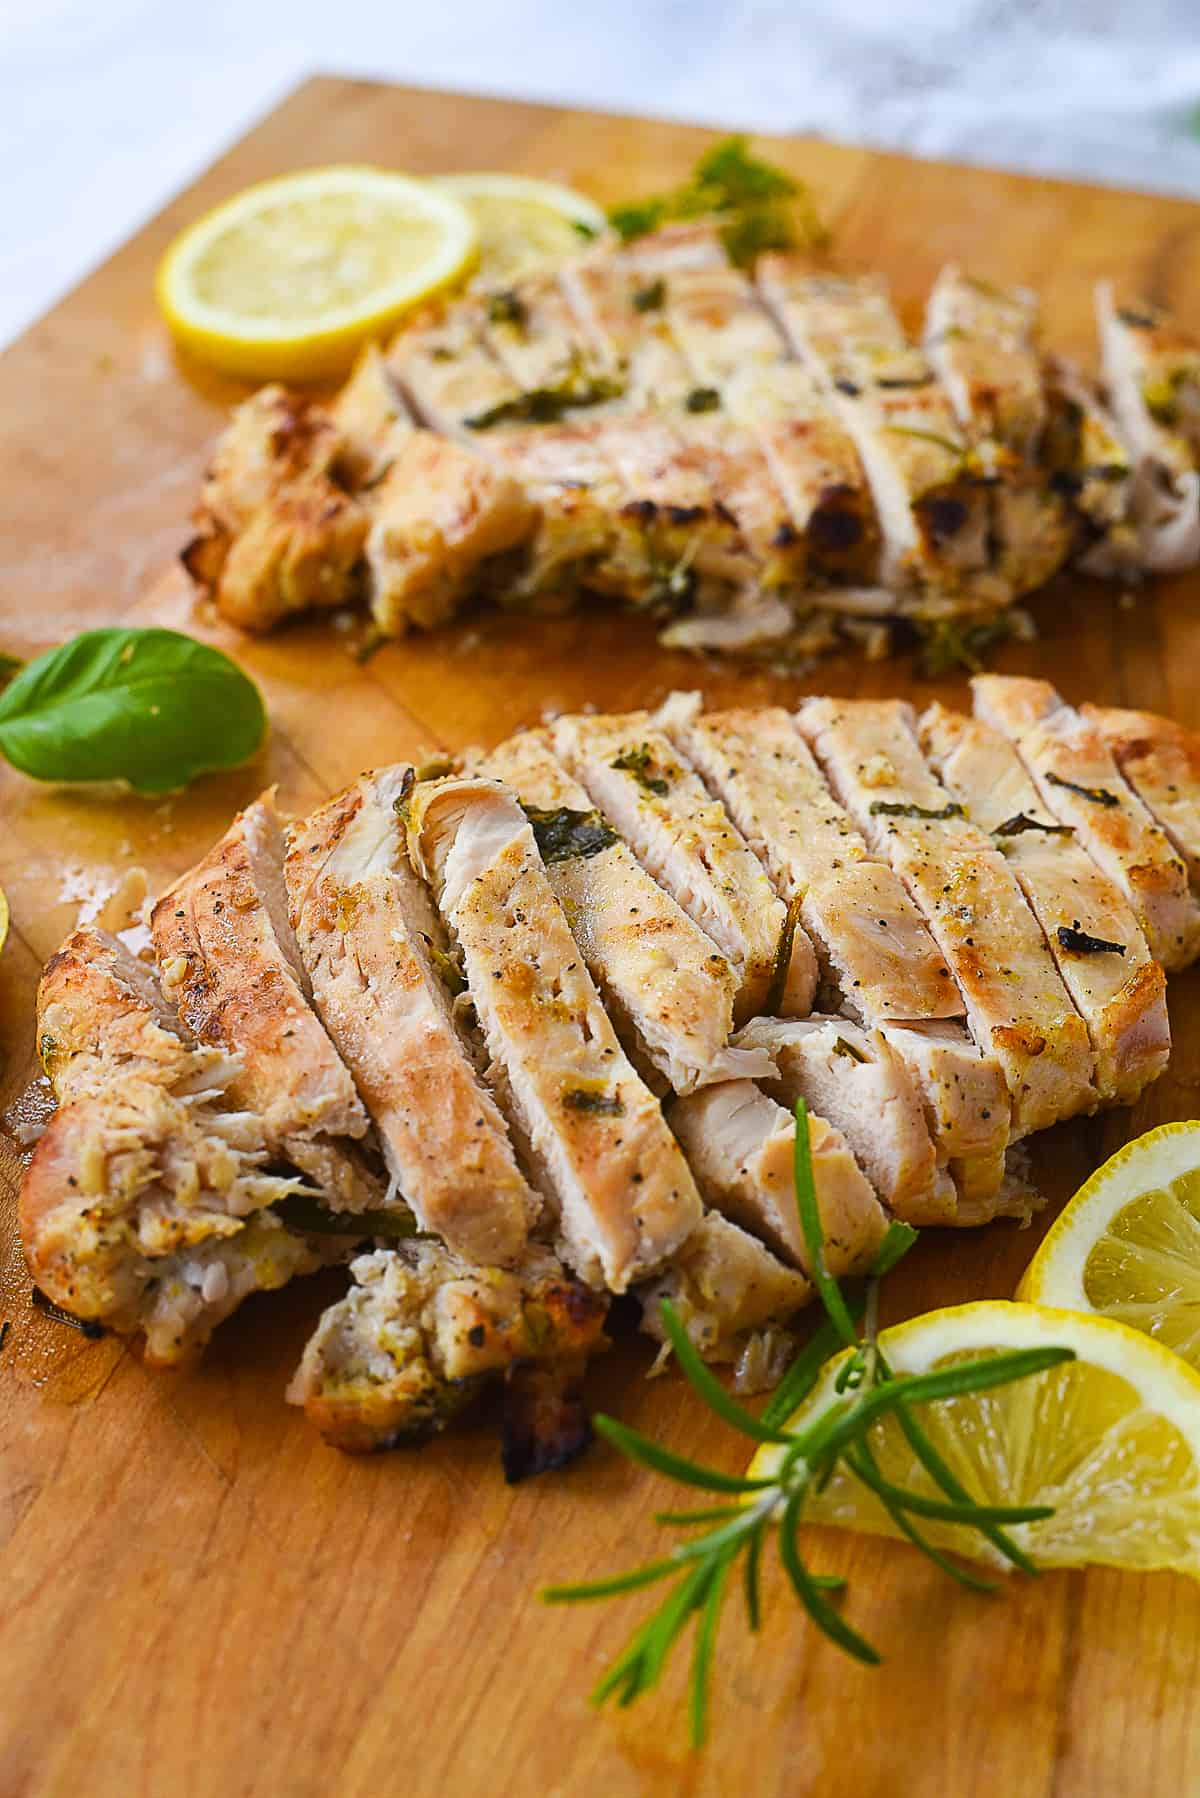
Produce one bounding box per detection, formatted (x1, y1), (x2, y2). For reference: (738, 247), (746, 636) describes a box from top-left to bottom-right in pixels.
(542, 1099), (1077, 1748)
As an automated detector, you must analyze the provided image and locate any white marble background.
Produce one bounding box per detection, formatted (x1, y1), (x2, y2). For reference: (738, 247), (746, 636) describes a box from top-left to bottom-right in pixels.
(4, 0), (1200, 350)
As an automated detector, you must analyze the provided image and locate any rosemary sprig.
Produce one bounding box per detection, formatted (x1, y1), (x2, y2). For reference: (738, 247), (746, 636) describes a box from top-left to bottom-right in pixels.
(543, 1101), (1074, 1746)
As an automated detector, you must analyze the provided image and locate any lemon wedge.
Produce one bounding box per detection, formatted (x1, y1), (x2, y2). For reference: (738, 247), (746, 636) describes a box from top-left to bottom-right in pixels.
(749, 1301), (1200, 1576)
(1018, 1121), (1200, 1367)
(0, 885), (8, 955)
(433, 172), (607, 284)
(156, 166), (478, 381)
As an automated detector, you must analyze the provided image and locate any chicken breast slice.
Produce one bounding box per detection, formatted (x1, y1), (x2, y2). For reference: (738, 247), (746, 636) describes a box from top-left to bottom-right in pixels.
(389, 298), (525, 437)
(152, 792), (380, 1210)
(924, 267), (1069, 595)
(972, 675), (1200, 972)
(560, 254), (760, 594)
(405, 775), (703, 1291)
(878, 1021), (1010, 1208)
(21, 1073), (338, 1364)
(656, 693), (1002, 1205)
(656, 694), (962, 1025)
(362, 430), (538, 635)
(921, 701), (1170, 1107)
(638, 1212), (811, 1363)
(592, 248), (803, 593)
(724, 362), (882, 590)
(285, 765), (538, 1265)
(1096, 284), (1200, 572)
(1041, 355), (1138, 577)
(797, 696), (1098, 1136)
(182, 386), (368, 632)
(37, 923), (238, 1104)
(669, 1081), (888, 1277)
(332, 341), (415, 486)
(757, 259), (996, 604)
(480, 729), (773, 1094)
(289, 1241), (608, 1452)
(553, 709), (816, 1021)
(1082, 705), (1200, 888)
(24, 925), (347, 1361)
(734, 1016), (956, 1226)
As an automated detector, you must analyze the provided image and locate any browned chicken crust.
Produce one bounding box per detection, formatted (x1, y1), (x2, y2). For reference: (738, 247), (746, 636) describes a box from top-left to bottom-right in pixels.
(288, 1242), (608, 1452)
(183, 385), (368, 631)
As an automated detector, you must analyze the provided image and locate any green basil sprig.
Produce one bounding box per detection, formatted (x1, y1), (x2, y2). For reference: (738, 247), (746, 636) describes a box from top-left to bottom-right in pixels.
(0, 628), (266, 794)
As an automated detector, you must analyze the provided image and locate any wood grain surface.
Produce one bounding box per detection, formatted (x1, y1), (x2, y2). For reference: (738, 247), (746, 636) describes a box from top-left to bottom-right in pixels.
(4, 77), (1200, 1798)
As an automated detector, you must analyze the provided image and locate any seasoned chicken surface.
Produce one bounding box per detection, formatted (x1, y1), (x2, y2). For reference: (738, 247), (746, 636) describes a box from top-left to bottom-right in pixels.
(289, 1242), (608, 1452)
(23, 686), (1200, 1425)
(658, 694), (962, 1026)
(670, 1080), (887, 1277)
(405, 774), (704, 1290)
(1096, 285), (1200, 571)
(183, 385), (368, 631)
(973, 676), (1200, 972)
(182, 236), (1200, 661)
(798, 696), (1098, 1136)
(1082, 705), (1200, 887)
(286, 766), (538, 1265)
(923, 267), (1069, 595)
(152, 792), (379, 1211)
(759, 261), (994, 604)
(25, 928), (345, 1361)
(638, 1212), (811, 1363)
(480, 729), (773, 1094)
(736, 1016), (956, 1226)
(554, 710), (816, 1020)
(921, 701), (1170, 1105)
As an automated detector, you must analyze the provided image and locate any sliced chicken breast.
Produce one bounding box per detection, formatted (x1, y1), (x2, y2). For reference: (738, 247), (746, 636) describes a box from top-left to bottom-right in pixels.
(1041, 356), (1138, 576)
(181, 385), (367, 632)
(286, 765), (538, 1265)
(24, 926), (347, 1361)
(735, 1016), (956, 1225)
(480, 729), (773, 1093)
(37, 923), (237, 1104)
(553, 709), (817, 1020)
(389, 299), (524, 437)
(924, 266), (1069, 595)
(878, 1021), (1010, 1207)
(1096, 284), (1200, 572)
(638, 1211), (811, 1363)
(797, 696), (1098, 1136)
(405, 775), (703, 1291)
(289, 1241), (608, 1452)
(972, 675), (1200, 972)
(152, 792), (379, 1210)
(656, 694), (962, 1025)
(359, 429), (538, 635)
(1082, 704), (1200, 887)
(724, 361), (881, 589)
(669, 1080), (888, 1277)
(21, 1073), (337, 1364)
(758, 260), (995, 602)
(921, 701), (1170, 1106)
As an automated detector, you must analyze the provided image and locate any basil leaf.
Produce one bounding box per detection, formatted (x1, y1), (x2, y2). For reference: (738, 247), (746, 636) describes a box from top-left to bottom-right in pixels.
(0, 628), (266, 794)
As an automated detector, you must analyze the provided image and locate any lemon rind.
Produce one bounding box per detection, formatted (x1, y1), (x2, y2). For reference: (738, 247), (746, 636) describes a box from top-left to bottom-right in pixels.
(1018, 1122), (1200, 1314)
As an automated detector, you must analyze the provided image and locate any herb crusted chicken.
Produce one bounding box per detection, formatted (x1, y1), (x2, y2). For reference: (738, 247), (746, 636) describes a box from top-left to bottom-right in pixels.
(20, 682), (1200, 1456)
(182, 226), (1200, 666)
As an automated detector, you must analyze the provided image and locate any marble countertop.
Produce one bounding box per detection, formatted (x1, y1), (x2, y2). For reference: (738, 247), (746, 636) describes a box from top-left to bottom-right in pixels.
(5, 0), (1200, 349)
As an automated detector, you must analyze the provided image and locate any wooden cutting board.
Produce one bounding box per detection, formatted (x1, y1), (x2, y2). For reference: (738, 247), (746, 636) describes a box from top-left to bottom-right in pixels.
(4, 76), (1200, 1798)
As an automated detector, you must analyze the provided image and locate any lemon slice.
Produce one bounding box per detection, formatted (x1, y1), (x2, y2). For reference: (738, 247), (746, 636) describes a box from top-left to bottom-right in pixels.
(157, 167), (478, 381)
(749, 1301), (1200, 1576)
(433, 172), (607, 284)
(1018, 1121), (1200, 1367)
